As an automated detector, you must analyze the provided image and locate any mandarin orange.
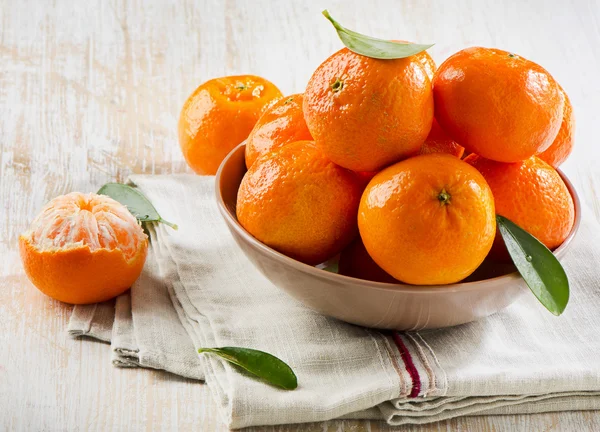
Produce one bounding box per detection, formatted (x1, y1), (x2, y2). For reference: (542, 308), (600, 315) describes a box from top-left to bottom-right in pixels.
(237, 141), (362, 265)
(19, 192), (148, 304)
(304, 48), (433, 172)
(245, 93), (312, 168)
(538, 87), (575, 167)
(419, 118), (464, 158)
(179, 75), (282, 175)
(433, 47), (564, 162)
(464, 154), (575, 259)
(358, 154), (496, 285)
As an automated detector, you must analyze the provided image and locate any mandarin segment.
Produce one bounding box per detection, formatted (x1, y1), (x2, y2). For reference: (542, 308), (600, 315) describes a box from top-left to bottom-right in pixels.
(19, 192), (148, 304)
(304, 48), (434, 172)
(464, 154), (575, 259)
(245, 93), (312, 168)
(179, 75), (282, 175)
(236, 141), (362, 265)
(433, 47), (564, 162)
(358, 154), (496, 285)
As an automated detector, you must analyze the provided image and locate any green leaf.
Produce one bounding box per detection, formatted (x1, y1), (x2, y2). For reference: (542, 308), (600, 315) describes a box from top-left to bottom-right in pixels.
(198, 347), (297, 390)
(322, 10), (433, 60)
(97, 183), (178, 230)
(496, 215), (569, 315)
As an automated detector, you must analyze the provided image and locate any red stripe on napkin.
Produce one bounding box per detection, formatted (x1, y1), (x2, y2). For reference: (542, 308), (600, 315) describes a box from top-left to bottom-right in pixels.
(392, 332), (421, 398)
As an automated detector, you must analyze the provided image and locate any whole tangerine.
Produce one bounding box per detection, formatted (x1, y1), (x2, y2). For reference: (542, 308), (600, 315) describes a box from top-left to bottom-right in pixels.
(179, 75), (282, 175)
(245, 93), (312, 169)
(464, 154), (575, 259)
(359, 154), (496, 285)
(237, 141), (362, 265)
(538, 86), (575, 168)
(304, 48), (434, 172)
(433, 47), (564, 162)
(19, 192), (148, 304)
(419, 118), (464, 158)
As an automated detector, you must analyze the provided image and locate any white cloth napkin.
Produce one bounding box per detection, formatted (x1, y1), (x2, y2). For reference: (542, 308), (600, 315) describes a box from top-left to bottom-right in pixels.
(68, 174), (600, 429)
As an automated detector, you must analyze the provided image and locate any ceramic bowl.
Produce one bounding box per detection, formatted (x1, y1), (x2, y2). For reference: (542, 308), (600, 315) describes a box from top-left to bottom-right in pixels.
(215, 144), (581, 330)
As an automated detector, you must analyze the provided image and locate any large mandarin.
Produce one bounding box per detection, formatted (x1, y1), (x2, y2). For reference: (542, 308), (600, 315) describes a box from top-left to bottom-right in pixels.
(465, 154), (575, 259)
(359, 154), (496, 285)
(179, 75), (282, 175)
(304, 48), (434, 172)
(433, 47), (564, 162)
(236, 141), (362, 265)
(245, 93), (312, 169)
(19, 192), (148, 304)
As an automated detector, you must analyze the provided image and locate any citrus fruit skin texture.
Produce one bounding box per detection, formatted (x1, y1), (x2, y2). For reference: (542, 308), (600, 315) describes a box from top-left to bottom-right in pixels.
(19, 192), (148, 304)
(339, 238), (397, 283)
(358, 154), (496, 285)
(245, 93), (312, 169)
(304, 48), (434, 172)
(433, 47), (564, 163)
(236, 141), (362, 265)
(179, 75), (282, 175)
(392, 40), (436, 80)
(464, 154), (575, 259)
(538, 87), (575, 168)
(419, 118), (465, 158)
(415, 50), (436, 81)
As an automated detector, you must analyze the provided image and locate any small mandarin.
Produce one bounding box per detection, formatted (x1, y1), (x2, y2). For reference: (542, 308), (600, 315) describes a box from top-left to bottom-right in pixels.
(538, 87), (575, 168)
(358, 154), (496, 285)
(179, 75), (282, 175)
(19, 192), (148, 304)
(304, 48), (434, 172)
(419, 118), (465, 158)
(434, 47), (564, 162)
(237, 141), (362, 265)
(464, 154), (575, 259)
(245, 93), (312, 169)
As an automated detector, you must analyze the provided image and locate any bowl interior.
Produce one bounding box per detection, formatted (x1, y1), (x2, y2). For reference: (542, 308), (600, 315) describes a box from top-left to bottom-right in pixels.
(216, 143), (581, 291)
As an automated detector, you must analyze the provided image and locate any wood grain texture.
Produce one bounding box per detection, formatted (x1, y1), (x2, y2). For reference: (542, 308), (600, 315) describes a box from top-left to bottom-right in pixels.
(1, 0), (599, 430)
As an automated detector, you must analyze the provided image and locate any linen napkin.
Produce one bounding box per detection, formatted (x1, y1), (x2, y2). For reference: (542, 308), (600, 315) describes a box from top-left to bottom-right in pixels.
(69, 174), (600, 428)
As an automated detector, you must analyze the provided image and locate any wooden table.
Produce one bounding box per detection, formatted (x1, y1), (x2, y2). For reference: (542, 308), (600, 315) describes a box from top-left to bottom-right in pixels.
(2, 0), (600, 430)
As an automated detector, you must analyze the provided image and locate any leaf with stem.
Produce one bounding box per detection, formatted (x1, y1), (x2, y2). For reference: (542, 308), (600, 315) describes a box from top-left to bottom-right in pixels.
(198, 347), (298, 390)
(322, 10), (433, 60)
(497, 215), (569, 315)
(98, 183), (178, 230)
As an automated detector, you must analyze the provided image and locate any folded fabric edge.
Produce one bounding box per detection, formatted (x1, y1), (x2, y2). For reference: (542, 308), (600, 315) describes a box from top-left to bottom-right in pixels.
(381, 391), (600, 425)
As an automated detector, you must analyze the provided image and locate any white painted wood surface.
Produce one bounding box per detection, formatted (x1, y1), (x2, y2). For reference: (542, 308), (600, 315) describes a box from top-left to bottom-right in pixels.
(1, 0), (600, 430)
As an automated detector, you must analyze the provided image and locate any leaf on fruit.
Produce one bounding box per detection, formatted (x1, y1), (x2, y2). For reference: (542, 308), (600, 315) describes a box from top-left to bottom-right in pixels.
(322, 10), (433, 60)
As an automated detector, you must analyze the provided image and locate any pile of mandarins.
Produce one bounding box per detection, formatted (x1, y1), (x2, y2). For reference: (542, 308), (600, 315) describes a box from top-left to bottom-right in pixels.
(179, 45), (575, 285)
